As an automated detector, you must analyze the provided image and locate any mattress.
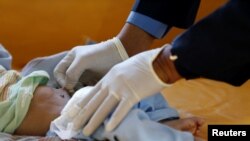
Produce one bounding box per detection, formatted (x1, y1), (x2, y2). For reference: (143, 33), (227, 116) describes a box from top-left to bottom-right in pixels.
(162, 78), (250, 140)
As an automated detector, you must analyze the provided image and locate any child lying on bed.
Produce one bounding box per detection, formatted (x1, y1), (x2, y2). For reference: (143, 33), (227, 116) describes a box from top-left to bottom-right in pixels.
(0, 64), (204, 141)
(0, 44), (204, 141)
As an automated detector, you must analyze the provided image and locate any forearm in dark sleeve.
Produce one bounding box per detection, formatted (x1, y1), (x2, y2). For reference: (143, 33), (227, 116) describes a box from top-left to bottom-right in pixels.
(171, 0), (250, 86)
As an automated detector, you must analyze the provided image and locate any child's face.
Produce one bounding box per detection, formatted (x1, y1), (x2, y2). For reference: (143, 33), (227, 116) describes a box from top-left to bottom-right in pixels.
(15, 86), (70, 136)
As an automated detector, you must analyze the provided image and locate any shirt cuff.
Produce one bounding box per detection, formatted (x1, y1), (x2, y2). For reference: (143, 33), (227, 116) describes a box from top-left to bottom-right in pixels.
(126, 11), (169, 38)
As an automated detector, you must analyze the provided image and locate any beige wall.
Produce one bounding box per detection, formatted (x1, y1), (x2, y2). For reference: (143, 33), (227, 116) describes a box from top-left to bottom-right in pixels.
(0, 0), (226, 68)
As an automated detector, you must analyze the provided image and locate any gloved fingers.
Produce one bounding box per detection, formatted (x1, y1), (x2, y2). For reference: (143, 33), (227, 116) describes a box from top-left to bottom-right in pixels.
(76, 86), (108, 130)
(64, 57), (86, 90)
(69, 86), (101, 131)
(54, 52), (75, 87)
(71, 107), (88, 131)
(77, 84), (101, 108)
(83, 94), (119, 136)
(105, 98), (133, 132)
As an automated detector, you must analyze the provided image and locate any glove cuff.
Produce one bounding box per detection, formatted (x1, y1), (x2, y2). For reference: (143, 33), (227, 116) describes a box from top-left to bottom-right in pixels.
(150, 45), (172, 87)
(112, 37), (129, 61)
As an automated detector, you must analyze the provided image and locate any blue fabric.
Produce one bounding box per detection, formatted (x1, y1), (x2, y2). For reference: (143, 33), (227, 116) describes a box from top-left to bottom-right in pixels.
(0, 44), (12, 70)
(134, 93), (179, 122)
(93, 109), (192, 141)
(127, 12), (168, 38)
(21, 51), (68, 88)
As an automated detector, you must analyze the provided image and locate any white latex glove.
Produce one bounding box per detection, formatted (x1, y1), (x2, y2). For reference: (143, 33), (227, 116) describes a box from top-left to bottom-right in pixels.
(50, 87), (93, 140)
(73, 45), (171, 136)
(54, 37), (129, 92)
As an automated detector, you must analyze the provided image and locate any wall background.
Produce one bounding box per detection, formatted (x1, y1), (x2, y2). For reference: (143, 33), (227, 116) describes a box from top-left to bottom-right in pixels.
(0, 0), (226, 68)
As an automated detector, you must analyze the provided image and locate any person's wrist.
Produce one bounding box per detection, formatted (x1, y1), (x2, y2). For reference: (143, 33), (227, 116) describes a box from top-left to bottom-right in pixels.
(152, 45), (182, 84)
(117, 23), (155, 56)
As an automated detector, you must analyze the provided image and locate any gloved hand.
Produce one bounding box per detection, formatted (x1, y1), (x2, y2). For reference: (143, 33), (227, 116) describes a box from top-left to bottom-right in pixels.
(49, 87), (94, 140)
(54, 37), (129, 92)
(74, 45), (171, 136)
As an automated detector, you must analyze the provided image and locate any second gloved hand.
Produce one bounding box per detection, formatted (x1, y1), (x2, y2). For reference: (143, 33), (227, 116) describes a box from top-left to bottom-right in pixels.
(54, 37), (129, 92)
(74, 45), (171, 136)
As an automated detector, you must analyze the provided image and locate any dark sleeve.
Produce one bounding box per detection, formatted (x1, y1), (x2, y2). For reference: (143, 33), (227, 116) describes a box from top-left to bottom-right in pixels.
(132, 0), (200, 30)
(171, 0), (250, 86)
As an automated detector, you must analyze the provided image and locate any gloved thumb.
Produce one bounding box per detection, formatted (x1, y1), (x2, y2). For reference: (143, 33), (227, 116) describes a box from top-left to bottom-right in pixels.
(54, 51), (75, 88)
(63, 56), (86, 91)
